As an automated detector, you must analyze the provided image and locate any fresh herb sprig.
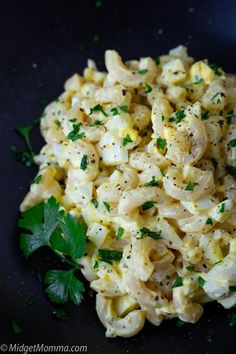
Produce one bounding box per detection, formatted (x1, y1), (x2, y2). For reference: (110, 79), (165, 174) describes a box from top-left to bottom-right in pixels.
(11, 118), (40, 166)
(19, 197), (86, 306)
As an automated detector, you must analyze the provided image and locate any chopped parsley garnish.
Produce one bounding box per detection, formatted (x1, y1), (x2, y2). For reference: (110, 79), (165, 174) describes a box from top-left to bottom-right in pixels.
(11, 320), (23, 335)
(193, 77), (204, 85)
(218, 202), (225, 213)
(89, 104), (108, 117)
(95, 0), (102, 8)
(116, 227), (124, 240)
(175, 110), (186, 123)
(210, 92), (224, 103)
(144, 82), (152, 93)
(91, 198), (98, 208)
(91, 120), (104, 126)
(142, 201), (156, 210)
(92, 35), (100, 44)
(138, 69), (148, 75)
(55, 120), (61, 127)
(53, 308), (70, 320)
(207, 335), (213, 343)
(80, 155), (88, 171)
(186, 266), (194, 271)
(119, 105), (129, 113)
(176, 319), (186, 328)
(18, 197), (86, 306)
(161, 115), (165, 121)
(144, 176), (159, 187)
(201, 111), (209, 120)
(185, 181), (198, 191)
(225, 165), (236, 180)
(186, 266), (200, 273)
(11, 146), (34, 167)
(156, 137), (166, 149)
(155, 56), (160, 65)
(208, 62), (222, 76)
(122, 134), (133, 146)
(69, 118), (77, 123)
(171, 277), (183, 289)
(12, 119), (40, 166)
(227, 313), (236, 327)
(229, 286), (236, 292)
(67, 123), (85, 141)
(229, 139), (236, 147)
(139, 227), (162, 240)
(98, 249), (123, 265)
(93, 260), (99, 269)
(197, 276), (206, 288)
(103, 201), (111, 212)
(206, 218), (213, 225)
(32, 175), (42, 184)
(111, 107), (119, 116)
(111, 105), (128, 116)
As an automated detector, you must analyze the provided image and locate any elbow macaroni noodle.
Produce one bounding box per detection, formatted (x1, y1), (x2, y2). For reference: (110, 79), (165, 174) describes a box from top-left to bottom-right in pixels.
(21, 45), (236, 337)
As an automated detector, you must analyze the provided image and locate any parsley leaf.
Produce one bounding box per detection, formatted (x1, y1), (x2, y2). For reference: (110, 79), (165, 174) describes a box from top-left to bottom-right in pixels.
(59, 213), (86, 262)
(116, 227), (124, 240)
(206, 218), (213, 225)
(176, 319), (186, 328)
(197, 276), (206, 288)
(53, 308), (70, 320)
(144, 176), (159, 187)
(193, 77), (204, 85)
(122, 134), (133, 146)
(119, 105), (128, 113)
(208, 62), (222, 76)
(111, 105), (129, 115)
(11, 320), (23, 335)
(228, 313), (236, 327)
(98, 249), (123, 265)
(103, 201), (111, 212)
(175, 110), (186, 123)
(89, 104), (108, 117)
(45, 270), (84, 305)
(171, 277), (183, 289)
(93, 260), (99, 269)
(138, 69), (148, 75)
(139, 227), (162, 240)
(156, 137), (166, 149)
(218, 202), (225, 213)
(67, 123), (85, 141)
(155, 56), (160, 65)
(201, 111), (209, 120)
(185, 181), (198, 191)
(229, 139), (236, 147)
(11, 146), (34, 167)
(144, 82), (152, 93)
(19, 197), (61, 257)
(91, 198), (98, 208)
(32, 175), (42, 184)
(12, 119), (40, 166)
(142, 201), (156, 210)
(80, 155), (88, 170)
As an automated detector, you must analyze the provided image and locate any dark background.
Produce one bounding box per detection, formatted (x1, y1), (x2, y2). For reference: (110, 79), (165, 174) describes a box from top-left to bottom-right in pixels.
(0, 0), (236, 353)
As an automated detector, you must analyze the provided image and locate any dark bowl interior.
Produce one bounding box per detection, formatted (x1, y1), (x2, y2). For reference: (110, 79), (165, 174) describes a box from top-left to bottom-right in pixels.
(1, 0), (236, 352)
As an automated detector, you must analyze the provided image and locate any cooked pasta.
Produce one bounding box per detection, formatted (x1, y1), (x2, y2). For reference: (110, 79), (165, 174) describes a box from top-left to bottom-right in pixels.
(21, 45), (236, 337)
